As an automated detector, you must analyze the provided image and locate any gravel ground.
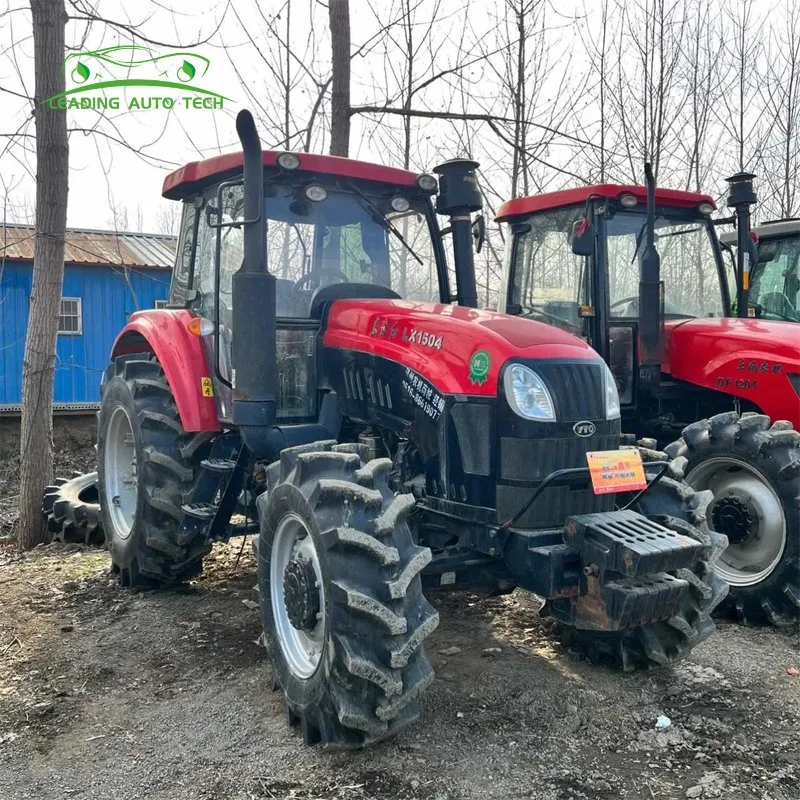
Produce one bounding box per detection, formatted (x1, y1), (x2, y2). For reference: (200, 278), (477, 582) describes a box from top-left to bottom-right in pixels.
(1, 418), (798, 799)
(0, 539), (798, 800)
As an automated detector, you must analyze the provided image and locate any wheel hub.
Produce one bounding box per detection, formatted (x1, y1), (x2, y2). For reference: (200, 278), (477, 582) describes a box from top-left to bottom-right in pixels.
(283, 555), (321, 631)
(710, 496), (759, 545)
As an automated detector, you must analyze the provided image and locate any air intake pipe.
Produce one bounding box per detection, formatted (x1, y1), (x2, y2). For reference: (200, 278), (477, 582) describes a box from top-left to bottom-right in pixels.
(725, 172), (757, 318)
(231, 110), (277, 432)
(433, 159), (483, 308)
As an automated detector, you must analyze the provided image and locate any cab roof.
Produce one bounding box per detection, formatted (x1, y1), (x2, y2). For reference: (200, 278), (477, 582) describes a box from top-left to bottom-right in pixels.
(162, 150), (426, 200)
(719, 218), (800, 245)
(495, 185), (716, 221)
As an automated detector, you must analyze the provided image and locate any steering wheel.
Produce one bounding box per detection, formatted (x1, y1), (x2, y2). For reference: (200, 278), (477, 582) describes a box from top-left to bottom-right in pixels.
(759, 292), (798, 321)
(293, 270), (350, 292)
(610, 296), (639, 312)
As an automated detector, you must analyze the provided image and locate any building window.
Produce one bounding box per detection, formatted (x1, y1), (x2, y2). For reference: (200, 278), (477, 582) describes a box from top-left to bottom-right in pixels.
(155, 299), (168, 309)
(58, 298), (82, 335)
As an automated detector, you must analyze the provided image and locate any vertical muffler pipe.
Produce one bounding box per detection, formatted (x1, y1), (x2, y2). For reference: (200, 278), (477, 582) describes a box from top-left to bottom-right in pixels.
(433, 159), (483, 308)
(638, 162), (663, 373)
(725, 172), (758, 318)
(231, 109), (277, 430)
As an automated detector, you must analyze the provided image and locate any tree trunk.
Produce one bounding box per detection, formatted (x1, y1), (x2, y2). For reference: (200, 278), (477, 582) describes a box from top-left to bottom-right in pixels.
(328, 0), (350, 156)
(18, 0), (69, 550)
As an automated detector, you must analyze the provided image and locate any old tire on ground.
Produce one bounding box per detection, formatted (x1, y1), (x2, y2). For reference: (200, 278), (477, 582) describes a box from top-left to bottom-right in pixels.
(665, 411), (800, 626)
(257, 441), (438, 749)
(97, 356), (213, 588)
(559, 452), (729, 671)
(42, 472), (104, 545)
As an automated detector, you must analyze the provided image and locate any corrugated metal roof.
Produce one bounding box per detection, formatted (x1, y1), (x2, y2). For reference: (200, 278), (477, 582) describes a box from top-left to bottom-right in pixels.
(0, 225), (176, 269)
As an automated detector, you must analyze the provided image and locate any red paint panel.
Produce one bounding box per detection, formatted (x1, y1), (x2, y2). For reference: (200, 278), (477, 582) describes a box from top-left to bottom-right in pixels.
(163, 150), (424, 199)
(496, 185), (715, 221)
(664, 318), (800, 425)
(322, 299), (599, 396)
(111, 309), (221, 432)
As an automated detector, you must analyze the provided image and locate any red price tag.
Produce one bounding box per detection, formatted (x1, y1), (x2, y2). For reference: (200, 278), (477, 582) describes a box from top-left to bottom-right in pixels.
(586, 449), (647, 495)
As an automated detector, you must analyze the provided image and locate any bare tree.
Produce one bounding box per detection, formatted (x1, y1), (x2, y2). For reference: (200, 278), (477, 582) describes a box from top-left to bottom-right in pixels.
(758, 2), (800, 218)
(18, 0), (69, 550)
(329, 0), (351, 156)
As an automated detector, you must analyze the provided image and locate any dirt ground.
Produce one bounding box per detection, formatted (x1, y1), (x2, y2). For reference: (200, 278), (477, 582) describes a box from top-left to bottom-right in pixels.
(0, 419), (799, 799)
(0, 540), (797, 800)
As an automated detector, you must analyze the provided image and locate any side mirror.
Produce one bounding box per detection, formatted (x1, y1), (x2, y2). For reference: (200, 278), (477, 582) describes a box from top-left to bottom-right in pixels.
(472, 214), (486, 253)
(569, 216), (594, 256)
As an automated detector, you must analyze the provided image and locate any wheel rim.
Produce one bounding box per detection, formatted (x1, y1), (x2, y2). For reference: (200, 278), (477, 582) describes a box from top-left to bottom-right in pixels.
(686, 456), (786, 587)
(270, 513), (326, 679)
(103, 406), (138, 541)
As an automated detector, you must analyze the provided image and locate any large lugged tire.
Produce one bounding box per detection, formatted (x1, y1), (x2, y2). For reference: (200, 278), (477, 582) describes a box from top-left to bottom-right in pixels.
(42, 472), (105, 545)
(665, 412), (800, 626)
(97, 356), (213, 588)
(257, 441), (439, 749)
(560, 452), (729, 671)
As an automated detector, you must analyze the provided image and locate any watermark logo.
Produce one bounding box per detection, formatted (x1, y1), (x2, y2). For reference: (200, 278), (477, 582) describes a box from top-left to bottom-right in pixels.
(44, 45), (230, 111)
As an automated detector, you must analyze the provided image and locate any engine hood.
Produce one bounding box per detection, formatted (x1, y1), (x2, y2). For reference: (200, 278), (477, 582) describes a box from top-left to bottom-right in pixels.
(322, 299), (599, 396)
(664, 317), (800, 423)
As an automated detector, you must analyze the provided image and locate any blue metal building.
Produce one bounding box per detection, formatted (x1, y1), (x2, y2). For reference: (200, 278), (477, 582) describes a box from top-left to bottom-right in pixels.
(0, 226), (176, 410)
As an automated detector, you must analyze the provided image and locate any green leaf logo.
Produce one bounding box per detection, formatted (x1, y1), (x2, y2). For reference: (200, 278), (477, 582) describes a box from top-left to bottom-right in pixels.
(178, 60), (196, 82)
(72, 61), (90, 83)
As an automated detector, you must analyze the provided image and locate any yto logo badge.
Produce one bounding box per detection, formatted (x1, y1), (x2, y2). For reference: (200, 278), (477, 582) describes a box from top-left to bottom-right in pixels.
(469, 350), (491, 385)
(573, 420), (596, 438)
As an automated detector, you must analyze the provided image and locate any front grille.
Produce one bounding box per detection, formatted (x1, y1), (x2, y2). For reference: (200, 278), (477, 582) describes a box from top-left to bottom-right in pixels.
(534, 361), (605, 421)
(500, 434), (618, 482)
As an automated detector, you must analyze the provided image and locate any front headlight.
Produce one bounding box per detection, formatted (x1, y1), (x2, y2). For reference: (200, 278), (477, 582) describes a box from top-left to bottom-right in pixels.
(603, 364), (621, 420)
(504, 364), (556, 422)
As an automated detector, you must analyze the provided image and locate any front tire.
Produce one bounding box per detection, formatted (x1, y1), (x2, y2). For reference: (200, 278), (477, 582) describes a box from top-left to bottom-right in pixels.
(257, 441), (439, 749)
(97, 357), (212, 588)
(665, 412), (800, 626)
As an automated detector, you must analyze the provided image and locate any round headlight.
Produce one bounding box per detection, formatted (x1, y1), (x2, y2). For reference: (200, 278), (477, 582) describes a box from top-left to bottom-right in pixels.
(698, 202), (715, 215)
(503, 364), (556, 422)
(417, 173), (438, 192)
(618, 192), (638, 208)
(277, 152), (301, 170)
(304, 184), (328, 202)
(390, 196), (411, 212)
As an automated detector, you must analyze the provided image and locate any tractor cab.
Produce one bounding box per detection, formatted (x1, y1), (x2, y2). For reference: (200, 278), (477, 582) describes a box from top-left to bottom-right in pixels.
(162, 146), (462, 426)
(720, 219), (800, 322)
(496, 182), (729, 412)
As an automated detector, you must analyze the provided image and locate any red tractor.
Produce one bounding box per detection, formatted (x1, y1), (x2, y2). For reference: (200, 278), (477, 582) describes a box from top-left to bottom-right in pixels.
(496, 169), (800, 627)
(94, 112), (727, 748)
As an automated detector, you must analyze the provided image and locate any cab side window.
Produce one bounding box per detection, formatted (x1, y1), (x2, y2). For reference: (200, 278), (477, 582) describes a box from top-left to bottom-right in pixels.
(168, 202), (197, 306)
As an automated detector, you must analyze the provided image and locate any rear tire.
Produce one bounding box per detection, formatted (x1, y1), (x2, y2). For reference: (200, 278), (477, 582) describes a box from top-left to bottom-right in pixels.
(257, 441), (438, 749)
(665, 412), (800, 626)
(97, 356), (212, 588)
(559, 453), (729, 670)
(42, 472), (104, 545)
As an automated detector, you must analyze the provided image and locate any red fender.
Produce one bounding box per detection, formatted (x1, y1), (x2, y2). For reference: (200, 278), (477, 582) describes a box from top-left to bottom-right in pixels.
(110, 309), (220, 432)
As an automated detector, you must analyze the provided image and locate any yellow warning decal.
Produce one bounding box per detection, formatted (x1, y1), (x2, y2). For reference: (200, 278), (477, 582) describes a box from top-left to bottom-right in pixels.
(201, 377), (214, 397)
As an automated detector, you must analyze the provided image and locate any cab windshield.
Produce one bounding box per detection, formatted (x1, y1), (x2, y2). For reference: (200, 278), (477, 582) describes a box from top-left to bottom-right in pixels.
(750, 235), (800, 321)
(606, 212), (725, 319)
(505, 206), (726, 333)
(194, 181), (442, 323)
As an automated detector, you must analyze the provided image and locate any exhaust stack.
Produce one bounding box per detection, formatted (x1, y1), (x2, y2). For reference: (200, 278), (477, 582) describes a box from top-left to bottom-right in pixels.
(231, 110), (277, 431)
(638, 162), (663, 374)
